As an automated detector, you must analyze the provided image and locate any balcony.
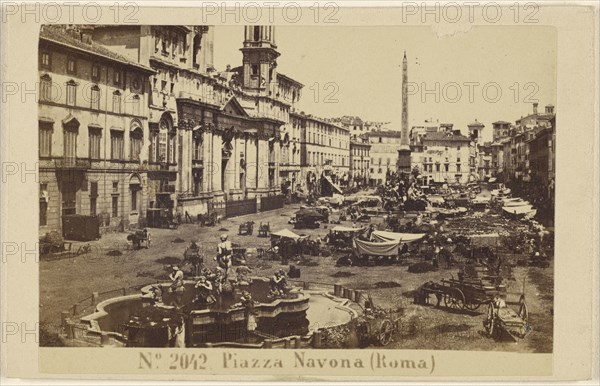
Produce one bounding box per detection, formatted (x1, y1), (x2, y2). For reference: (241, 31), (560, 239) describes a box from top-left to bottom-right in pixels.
(158, 184), (176, 194)
(192, 159), (204, 169)
(54, 157), (91, 170)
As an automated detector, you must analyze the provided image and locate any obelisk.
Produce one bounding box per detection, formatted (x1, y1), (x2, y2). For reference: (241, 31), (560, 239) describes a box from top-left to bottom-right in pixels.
(397, 51), (412, 173)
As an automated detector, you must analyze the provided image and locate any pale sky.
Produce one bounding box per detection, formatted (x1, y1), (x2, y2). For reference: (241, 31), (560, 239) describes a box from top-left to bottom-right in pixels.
(213, 26), (556, 142)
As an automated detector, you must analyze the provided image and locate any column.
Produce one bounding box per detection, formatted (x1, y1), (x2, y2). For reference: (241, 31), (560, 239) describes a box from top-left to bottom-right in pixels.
(257, 139), (269, 190)
(245, 137), (258, 192)
(202, 131), (212, 192)
(275, 141), (281, 189)
(233, 138), (240, 189)
(180, 129), (191, 194)
(225, 138), (236, 193)
(212, 132), (222, 193)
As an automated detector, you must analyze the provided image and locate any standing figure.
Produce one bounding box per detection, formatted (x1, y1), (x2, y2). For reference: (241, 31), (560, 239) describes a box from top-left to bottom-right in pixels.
(168, 265), (185, 308)
(183, 240), (202, 276)
(232, 290), (258, 341)
(216, 234), (233, 274)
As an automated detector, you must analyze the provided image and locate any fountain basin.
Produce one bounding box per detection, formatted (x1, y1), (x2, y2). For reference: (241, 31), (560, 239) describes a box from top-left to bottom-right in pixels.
(78, 278), (352, 347)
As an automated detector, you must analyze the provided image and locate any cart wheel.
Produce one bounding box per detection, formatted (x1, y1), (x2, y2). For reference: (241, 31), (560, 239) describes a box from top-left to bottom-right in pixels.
(484, 302), (496, 338)
(464, 301), (482, 311)
(518, 298), (528, 324)
(444, 288), (465, 310)
(378, 319), (394, 346)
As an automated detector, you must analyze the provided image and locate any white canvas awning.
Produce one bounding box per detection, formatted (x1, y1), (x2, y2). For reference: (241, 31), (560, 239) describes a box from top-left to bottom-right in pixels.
(323, 175), (343, 194)
(270, 229), (304, 240)
(331, 226), (363, 233)
(371, 230), (426, 243)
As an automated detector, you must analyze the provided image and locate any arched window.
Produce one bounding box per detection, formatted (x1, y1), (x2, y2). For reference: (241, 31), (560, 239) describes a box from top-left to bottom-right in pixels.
(131, 94), (141, 116)
(40, 74), (52, 101)
(130, 121), (144, 162)
(112, 90), (122, 113)
(129, 174), (142, 213)
(90, 85), (100, 110)
(158, 114), (175, 164)
(66, 79), (77, 106)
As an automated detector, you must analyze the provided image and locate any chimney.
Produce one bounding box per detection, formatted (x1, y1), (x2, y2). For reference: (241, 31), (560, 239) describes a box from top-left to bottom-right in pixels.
(80, 26), (93, 45)
(545, 104), (554, 114)
(533, 102), (538, 115)
(65, 25), (80, 40)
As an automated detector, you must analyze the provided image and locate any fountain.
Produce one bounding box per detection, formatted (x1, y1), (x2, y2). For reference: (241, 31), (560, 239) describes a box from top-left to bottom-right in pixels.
(78, 278), (354, 348)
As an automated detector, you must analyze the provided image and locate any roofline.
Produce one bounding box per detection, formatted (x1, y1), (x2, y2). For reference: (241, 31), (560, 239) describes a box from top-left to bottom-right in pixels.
(40, 35), (156, 74)
(277, 72), (304, 88)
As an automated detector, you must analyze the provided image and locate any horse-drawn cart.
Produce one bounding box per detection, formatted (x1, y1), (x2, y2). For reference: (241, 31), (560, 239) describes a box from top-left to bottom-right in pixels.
(417, 277), (506, 311)
(127, 229), (151, 249)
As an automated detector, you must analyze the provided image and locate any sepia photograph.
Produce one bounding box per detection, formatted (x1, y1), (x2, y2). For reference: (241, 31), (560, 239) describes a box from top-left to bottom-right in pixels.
(34, 22), (559, 353)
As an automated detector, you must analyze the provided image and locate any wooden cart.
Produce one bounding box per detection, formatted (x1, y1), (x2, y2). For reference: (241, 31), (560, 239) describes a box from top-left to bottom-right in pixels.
(483, 294), (530, 340)
(355, 294), (402, 346)
(355, 312), (401, 346)
(127, 230), (151, 249)
(419, 278), (505, 311)
(258, 222), (271, 237)
(238, 221), (254, 236)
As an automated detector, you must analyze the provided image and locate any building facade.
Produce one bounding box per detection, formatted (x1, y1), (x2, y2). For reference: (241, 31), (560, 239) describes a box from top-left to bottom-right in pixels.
(38, 25), (156, 235)
(296, 113), (350, 194)
(332, 116), (389, 135)
(488, 103), (555, 185)
(367, 130), (402, 186)
(349, 136), (371, 188)
(38, 24), (387, 236)
(467, 119), (485, 181)
(409, 128), (471, 184)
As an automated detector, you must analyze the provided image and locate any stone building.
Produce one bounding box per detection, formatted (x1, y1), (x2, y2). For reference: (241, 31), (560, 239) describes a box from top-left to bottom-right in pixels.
(409, 127), (471, 185)
(467, 119), (485, 182)
(296, 113), (350, 195)
(492, 120), (511, 142)
(366, 130), (402, 186)
(331, 116), (389, 135)
(349, 135), (371, 188)
(38, 24), (359, 236)
(527, 119), (555, 191)
(488, 103), (556, 184)
(92, 25), (302, 218)
(38, 25), (155, 236)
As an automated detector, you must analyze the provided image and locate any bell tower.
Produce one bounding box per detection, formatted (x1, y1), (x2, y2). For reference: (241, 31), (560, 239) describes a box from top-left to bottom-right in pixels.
(240, 26), (280, 90)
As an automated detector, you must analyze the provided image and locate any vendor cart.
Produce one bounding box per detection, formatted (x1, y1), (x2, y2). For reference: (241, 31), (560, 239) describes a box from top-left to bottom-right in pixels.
(326, 226), (364, 251)
(355, 295), (402, 346)
(258, 222), (270, 237)
(418, 277), (505, 311)
(238, 221), (255, 236)
(127, 229), (151, 249)
(483, 294), (530, 340)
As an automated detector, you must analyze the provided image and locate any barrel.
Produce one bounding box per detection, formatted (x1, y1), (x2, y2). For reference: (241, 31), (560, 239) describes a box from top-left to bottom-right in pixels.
(354, 290), (363, 305)
(342, 288), (350, 299)
(312, 330), (322, 348)
(347, 289), (355, 301)
(333, 284), (342, 297)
